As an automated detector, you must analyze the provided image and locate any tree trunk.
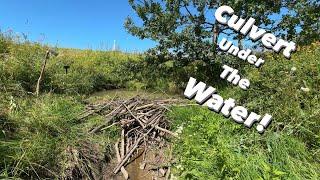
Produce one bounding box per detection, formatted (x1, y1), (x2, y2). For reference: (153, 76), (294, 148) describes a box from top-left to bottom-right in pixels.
(238, 35), (243, 49)
(212, 23), (219, 53)
(35, 50), (50, 96)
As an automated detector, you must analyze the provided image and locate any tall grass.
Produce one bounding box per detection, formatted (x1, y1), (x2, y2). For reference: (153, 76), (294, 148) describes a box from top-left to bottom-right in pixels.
(168, 42), (320, 179)
(232, 42), (320, 150)
(169, 106), (320, 179)
(0, 94), (119, 178)
(0, 33), (144, 95)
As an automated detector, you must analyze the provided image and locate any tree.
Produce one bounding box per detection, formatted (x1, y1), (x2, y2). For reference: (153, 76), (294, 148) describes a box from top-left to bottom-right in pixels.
(125, 0), (319, 67)
(125, 0), (282, 67)
(278, 0), (320, 45)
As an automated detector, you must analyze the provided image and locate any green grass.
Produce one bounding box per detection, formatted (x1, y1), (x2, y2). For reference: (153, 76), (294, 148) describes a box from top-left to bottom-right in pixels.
(0, 33), (145, 95)
(1, 33), (319, 179)
(169, 106), (320, 179)
(167, 43), (320, 179)
(0, 94), (119, 178)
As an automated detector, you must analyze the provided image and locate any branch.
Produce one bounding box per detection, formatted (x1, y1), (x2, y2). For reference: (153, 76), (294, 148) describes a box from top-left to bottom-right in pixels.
(155, 126), (178, 137)
(204, 21), (214, 26)
(115, 142), (129, 179)
(184, 5), (195, 22)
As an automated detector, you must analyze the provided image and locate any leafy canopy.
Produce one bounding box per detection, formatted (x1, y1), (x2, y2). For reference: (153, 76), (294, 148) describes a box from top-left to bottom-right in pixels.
(125, 0), (319, 65)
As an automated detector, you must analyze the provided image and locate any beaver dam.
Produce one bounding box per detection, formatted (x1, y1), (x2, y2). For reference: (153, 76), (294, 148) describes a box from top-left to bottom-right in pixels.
(65, 96), (184, 179)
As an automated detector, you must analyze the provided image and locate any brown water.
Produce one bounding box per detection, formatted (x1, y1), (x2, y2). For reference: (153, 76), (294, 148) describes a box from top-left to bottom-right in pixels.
(126, 152), (153, 180)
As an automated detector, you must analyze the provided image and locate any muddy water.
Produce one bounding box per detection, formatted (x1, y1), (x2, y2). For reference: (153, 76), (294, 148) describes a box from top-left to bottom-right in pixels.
(126, 152), (153, 180)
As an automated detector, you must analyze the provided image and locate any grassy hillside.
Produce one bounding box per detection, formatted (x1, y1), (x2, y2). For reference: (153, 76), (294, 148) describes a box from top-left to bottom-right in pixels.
(0, 34), (178, 178)
(0, 34), (137, 178)
(0, 34), (145, 95)
(0, 33), (319, 179)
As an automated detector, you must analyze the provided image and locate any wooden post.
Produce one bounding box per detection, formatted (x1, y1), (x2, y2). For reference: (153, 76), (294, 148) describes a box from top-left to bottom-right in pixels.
(63, 65), (70, 74)
(35, 50), (52, 96)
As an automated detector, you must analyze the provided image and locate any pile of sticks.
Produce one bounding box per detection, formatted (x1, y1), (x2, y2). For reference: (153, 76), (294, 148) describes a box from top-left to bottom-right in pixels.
(81, 96), (181, 179)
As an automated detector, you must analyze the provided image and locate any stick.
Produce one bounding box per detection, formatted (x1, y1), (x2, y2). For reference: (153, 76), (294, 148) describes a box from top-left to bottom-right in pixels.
(123, 103), (145, 128)
(155, 126), (178, 137)
(77, 98), (115, 121)
(135, 103), (154, 110)
(121, 129), (125, 158)
(159, 104), (171, 112)
(115, 142), (121, 162)
(35, 50), (50, 96)
(147, 113), (163, 127)
(89, 119), (116, 134)
(165, 167), (171, 180)
(100, 122), (119, 131)
(115, 142), (129, 180)
(126, 137), (131, 154)
(113, 128), (154, 174)
(89, 124), (107, 134)
(105, 99), (130, 118)
(120, 119), (136, 126)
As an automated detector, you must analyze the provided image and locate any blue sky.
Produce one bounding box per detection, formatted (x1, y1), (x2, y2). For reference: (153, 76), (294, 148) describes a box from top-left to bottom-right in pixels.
(0, 0), (156, 52)
(0, 1), (289, 52)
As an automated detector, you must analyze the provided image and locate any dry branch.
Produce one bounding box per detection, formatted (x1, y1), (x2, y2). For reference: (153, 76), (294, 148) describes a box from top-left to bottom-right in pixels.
(81, 96), (180, 178)
(115, 142), (129, 180)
